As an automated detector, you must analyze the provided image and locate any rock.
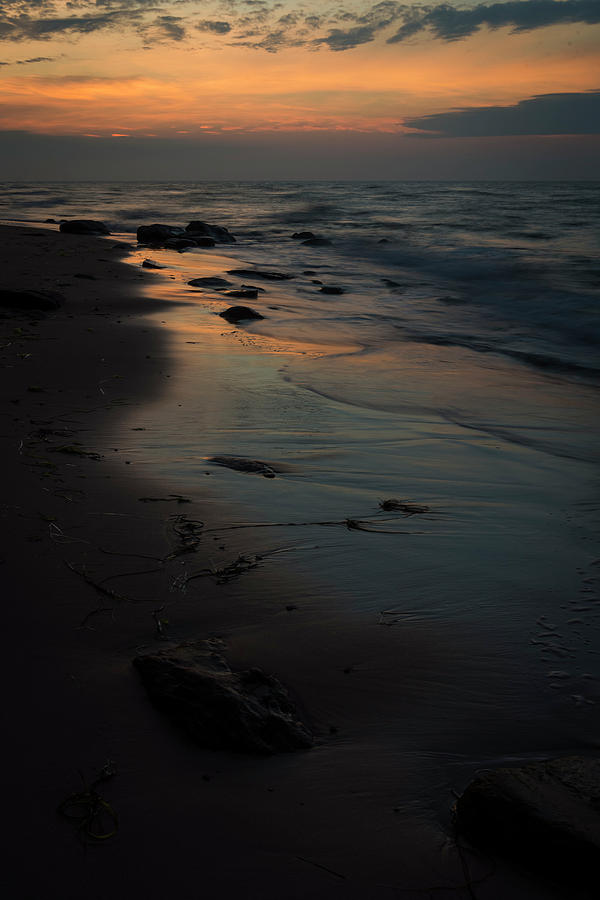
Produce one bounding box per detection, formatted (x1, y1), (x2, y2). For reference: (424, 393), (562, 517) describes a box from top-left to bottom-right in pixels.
(302, 237), (332, 247)
(185, 221), (236, 243)
(59, 219), (110, 235)
(455, 756), (600, 881)
(218, 306), (264, 324)
(142, 259), (166, 270)
(0, 289), (64, 311)
(190, 237), (217, 248)
(188, 276), (233, 289)
(240, 284), (266, 293)
(292, 231), (315, 240)
(137, 224), (185, 244)
(163, 237), (201, 251)
(111, 241), (133, 250)
(45, 218), (57, 224)
(225, 288), (259, 300)
(320, 286), (344, 295)
(209, 455), (276, 477)
(227, 268), (293, 281)
(133, 640), (313, 754)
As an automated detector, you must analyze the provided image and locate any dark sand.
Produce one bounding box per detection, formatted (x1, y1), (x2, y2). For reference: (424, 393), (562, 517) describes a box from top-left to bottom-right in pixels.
(2, 225), (592, 899)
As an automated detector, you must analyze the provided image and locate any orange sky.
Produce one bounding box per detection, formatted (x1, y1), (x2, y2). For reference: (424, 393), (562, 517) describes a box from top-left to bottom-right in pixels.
(1, 1), (599, 137)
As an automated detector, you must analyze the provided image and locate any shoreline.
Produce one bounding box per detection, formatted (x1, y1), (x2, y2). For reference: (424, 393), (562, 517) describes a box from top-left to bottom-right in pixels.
(3, 222), (597, 900)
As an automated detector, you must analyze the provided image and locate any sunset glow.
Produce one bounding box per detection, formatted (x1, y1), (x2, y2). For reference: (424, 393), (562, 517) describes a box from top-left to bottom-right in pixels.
(1, 1), (599, 176)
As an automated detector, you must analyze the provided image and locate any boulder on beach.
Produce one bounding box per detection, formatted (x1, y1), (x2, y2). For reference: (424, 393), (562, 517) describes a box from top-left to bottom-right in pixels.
(0, 288), (64, 311)
(186, 221), (236, 243)
(188, 276), (233, 289)
(137, 224), (185, 244)
(227, 268), (293, 281)
(133, 639), (314, 754)
(142, 259), (165, 270)
(218, 305), (264, 323)
(454, 755), (600, 881)
(59, 219), (110, 235)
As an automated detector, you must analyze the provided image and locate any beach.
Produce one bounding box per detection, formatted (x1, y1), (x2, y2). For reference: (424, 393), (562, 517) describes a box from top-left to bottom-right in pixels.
(2, 204), (598, 900)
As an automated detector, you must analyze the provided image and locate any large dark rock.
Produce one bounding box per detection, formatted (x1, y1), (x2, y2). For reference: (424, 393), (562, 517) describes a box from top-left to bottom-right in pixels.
(187, 276), (233, 289)
(218, 305), (264, 323)
(59, 219), (110, 235)
(134, 640), (313, 754)
(226, 268), (293, 281)
(320, 286), (344, 295)
(455, 756), (600, 881)
(137, 224), (185, 244)
(163, 237), (201, 251)
(186, 221), (236, 243)
(0, 289), (64, 311)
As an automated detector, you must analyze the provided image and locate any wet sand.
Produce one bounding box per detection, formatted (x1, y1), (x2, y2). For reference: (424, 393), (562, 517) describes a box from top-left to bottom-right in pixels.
(2, 224), (597, 899)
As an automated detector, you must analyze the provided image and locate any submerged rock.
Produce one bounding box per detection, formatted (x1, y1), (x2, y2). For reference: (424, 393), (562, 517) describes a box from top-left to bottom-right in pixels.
(59, 219), (110, 235)
(319, 286), (344, 295)
(218, 305), (264, 324)
(137, 224), (185, 244)
(292, 231), (315, 240)
(188, 276), (233, 289)
(209, 455), (277, 477)
(225, 287), (259, 300)
(302, 237), (332, 247)
(133, 640), (313, 754)
(227, 268), (293, 281)
(0, 289), (64, 310)
(185, 221), (236, 243)
(455, 756), (600, 881)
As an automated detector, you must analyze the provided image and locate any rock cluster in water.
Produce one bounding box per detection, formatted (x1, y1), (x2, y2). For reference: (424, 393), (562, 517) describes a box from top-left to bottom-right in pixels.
(134, 640), (313, 754)
(137, 221), (236, 249)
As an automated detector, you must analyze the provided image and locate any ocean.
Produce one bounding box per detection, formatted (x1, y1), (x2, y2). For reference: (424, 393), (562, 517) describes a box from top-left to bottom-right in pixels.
(3, 181), (600, 841)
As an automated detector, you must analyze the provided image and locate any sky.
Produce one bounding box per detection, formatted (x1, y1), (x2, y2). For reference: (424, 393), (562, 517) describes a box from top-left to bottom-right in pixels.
(0, 0), (599, 178)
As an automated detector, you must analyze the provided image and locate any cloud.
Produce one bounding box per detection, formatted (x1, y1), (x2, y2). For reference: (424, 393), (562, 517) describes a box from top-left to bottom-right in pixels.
(314, 24), (381, 50)
(1, 0), (599, 52)
(388, 0), (600, 44)
(404, 90), (600, 136)
(0, 8), (145, 41)
(142, 14), (186, 42)
(196, 19), (232, 34)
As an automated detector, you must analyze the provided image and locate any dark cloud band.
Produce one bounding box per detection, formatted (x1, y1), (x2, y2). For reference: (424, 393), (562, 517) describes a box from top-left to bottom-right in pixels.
(388, 0), (600, 44)
(404, 90), (600, 136)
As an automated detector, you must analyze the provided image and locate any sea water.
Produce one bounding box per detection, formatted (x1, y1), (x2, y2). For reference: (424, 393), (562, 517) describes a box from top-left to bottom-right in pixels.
(3, 181), (600, 809)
